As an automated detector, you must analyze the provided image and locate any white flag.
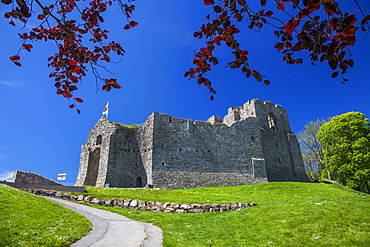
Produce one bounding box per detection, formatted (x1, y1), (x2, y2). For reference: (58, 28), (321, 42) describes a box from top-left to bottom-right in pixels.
(57, 173), (66, 181)
(102, 102), (109, 117)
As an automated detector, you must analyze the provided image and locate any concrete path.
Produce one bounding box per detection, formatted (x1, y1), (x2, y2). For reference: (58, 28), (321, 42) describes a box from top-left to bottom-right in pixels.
(45, 197), (162, 247)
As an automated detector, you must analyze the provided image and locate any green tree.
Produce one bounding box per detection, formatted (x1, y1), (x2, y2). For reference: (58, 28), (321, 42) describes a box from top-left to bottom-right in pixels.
(318, 112), (370, 193)
(298, 118), (329, 180)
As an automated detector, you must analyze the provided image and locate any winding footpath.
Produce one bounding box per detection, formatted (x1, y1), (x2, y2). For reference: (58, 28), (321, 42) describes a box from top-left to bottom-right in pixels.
(45, 197), (163, 247)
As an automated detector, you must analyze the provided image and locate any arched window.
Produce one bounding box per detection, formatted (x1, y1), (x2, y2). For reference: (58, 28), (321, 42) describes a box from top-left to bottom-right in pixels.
(96, 135), (102, 145)
(268, 113), (277, 130)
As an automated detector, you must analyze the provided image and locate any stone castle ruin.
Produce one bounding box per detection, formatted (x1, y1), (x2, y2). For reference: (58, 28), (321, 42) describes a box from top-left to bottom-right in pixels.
(75, 99), (310, 189)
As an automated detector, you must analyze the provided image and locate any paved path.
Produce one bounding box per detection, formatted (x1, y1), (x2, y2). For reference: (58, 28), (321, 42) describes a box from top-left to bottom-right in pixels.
(45, 197), (162, 247)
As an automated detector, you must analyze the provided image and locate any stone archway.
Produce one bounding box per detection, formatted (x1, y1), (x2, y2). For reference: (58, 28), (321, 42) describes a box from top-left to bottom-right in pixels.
(84, 148), (101, 186)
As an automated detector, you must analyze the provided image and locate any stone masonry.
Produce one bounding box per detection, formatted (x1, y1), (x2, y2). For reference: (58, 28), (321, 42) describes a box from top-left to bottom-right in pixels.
(75, 99), (310, 189)
(12, 170), (63, 186)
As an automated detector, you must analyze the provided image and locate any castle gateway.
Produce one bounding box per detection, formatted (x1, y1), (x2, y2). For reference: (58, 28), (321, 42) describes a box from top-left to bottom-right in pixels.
(75, 99), (310, 189)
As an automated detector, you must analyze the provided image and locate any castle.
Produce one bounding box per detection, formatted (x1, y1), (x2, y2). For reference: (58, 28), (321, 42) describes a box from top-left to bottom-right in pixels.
(75, 99), (310, 189)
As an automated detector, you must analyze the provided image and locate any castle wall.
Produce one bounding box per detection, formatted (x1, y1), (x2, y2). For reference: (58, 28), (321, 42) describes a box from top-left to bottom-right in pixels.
(76, 99), (310, 189)
(12, 170), (62, 186)
(150, 112), (268, 189)
(75, 118), (116, 187)
(104, 115), (154, 187)
(241, 100), (310, 182)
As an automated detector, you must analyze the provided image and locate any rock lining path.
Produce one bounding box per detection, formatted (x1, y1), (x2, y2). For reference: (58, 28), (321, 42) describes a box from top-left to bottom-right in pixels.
(45, 197), (162, 247)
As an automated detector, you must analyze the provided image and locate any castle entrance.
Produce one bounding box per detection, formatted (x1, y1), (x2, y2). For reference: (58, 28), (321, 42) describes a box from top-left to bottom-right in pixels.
(84, 148), (101, 186)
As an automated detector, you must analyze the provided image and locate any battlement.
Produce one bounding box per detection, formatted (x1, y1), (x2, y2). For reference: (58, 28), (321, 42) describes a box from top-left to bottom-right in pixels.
(75, 99), (309, 189)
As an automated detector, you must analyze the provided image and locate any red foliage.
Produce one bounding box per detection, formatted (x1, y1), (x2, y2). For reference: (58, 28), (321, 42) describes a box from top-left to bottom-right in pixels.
(184, 0), (369, 99)
(1, 0), (369, 106)
(3, 0), (134, 112)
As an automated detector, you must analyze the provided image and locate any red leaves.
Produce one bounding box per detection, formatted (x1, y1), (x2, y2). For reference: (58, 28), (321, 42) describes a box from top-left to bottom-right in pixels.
(21, 44), (33, 52)
(203, 0), (215, 6)
(214, 5), (222, 13)
(187, 0), (273, 100)
(10, 55), (22, 66)
(5, 0), (132, 112)
(102, 78), (122, 91)
(10, 55), (20, 61)
(75, 97), (83, 103)
(361, 15), (370, 26)
(284, 19), (301, 34)
(277, 2), (285, 11)
(124, 21), (138, 30)
(68, 60), (77, 66)
(1, 0), (13, 4)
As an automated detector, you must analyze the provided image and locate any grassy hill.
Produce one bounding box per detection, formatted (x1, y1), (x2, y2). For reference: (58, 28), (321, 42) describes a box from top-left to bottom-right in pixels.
(1, 182), (369, 246)
(0, 184), (91, 247)
(84, 182), (370, 246)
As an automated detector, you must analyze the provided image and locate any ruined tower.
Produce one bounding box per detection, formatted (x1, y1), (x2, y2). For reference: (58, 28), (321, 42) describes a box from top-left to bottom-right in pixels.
(75, 99), (310, 189)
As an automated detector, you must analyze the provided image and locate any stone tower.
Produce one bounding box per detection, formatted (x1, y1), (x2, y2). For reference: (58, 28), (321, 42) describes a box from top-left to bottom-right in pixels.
(75, 99), (310, 189)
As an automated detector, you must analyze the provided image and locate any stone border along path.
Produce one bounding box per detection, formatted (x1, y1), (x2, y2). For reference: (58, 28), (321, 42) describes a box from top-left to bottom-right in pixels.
(44, 197), (162, 247)
(25, 188), (257, 213)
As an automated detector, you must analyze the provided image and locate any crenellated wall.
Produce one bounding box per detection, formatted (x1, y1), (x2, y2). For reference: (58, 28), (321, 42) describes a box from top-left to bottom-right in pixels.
(150, 111), (267, 189)
(75, 99), (310, 189)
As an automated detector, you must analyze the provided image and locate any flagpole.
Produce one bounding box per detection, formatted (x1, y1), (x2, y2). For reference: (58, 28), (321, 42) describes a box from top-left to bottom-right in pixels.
(107, 101), (109, 119)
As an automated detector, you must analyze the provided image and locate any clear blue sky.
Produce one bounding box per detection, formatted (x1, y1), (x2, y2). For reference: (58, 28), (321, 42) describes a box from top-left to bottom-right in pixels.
(1, 1), (369, 185)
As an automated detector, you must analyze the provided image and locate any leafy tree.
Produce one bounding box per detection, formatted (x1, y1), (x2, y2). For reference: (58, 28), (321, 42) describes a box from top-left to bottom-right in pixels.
(318, 112), (370, 193)
(2, 0), (369, 110)
(298, 118), (329, 180)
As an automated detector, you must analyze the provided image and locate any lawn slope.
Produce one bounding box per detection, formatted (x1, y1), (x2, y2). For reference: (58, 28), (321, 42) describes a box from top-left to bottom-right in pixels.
(86, 182), (369, 247)
(0, 184), (91, 247)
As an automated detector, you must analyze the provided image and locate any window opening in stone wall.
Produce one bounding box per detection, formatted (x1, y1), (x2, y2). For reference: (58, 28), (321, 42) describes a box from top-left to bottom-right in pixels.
(251, 136), (255, 141)
(268, 113), (278, 130)
(276, 142), (279, 149)
(96, 135), (102, 145)
(136, 177), (142, 187)
(162, 162), (165, 166)
(278, 158), (282, 165)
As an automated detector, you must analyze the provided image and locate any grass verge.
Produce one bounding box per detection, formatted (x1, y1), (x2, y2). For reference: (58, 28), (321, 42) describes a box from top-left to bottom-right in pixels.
(0, 184), (92, 247)
(84, 182), (369, 246)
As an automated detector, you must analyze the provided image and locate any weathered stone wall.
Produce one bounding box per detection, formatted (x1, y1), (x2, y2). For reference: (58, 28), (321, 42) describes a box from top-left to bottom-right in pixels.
(12, 170), (62, 186)
(150, 111), (268, 189)
(247, 100), (309, 182)
(1, 181), (85, 193)
(75, 118), (117, 187)
(105, 115), (154, 187)
(75, 99), (310, 189)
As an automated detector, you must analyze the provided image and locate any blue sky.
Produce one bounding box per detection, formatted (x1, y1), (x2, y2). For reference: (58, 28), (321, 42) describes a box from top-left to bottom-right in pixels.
(1, 1), (369, 185)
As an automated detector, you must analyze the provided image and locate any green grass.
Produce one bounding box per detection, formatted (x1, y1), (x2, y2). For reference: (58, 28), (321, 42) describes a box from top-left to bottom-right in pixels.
(113, 122), (142, 128)
(0, 184), (92, 247)
(84, 182), (370, 246)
